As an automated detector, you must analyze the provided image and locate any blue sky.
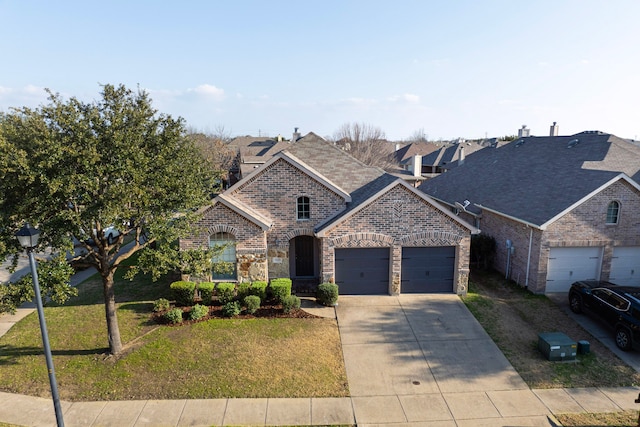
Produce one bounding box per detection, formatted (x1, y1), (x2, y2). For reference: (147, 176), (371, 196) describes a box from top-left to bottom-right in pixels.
(1, 1), (639, 141)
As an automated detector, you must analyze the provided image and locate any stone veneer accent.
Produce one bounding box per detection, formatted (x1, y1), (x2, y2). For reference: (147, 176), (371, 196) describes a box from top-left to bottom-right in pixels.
(180, 203), (267, 282)
(180, 154), (474, 295)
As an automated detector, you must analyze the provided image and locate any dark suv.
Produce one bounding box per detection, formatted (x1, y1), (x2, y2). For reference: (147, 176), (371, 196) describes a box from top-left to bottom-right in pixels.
(568, 280), (640, 351)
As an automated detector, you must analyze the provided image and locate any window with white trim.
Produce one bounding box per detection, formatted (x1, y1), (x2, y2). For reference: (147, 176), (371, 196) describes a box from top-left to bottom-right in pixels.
(606, 201), (620, 224)
(209, 232), (236, 280)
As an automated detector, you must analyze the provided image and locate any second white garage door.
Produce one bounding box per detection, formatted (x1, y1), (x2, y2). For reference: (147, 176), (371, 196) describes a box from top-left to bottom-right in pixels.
(545, 247), (602, 293)
(610, 246), (640, 286)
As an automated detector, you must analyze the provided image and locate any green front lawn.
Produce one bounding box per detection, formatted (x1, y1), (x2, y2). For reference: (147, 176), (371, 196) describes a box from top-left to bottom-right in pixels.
(0, 267), (348, 401)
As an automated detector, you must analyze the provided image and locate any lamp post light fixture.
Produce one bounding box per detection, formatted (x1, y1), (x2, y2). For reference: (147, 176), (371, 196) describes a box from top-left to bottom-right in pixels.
(15, 223), (65, 427)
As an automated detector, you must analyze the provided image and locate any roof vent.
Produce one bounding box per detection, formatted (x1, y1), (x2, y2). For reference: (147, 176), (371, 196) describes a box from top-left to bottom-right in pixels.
(567, 138), (580, 148)
(515, 139), (526, 147)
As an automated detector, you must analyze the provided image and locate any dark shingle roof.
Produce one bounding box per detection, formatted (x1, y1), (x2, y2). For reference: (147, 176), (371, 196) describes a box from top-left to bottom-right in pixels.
(284, 138), (389, 198)
(419, 132), (640, 226)
(283, 138), (399, 229)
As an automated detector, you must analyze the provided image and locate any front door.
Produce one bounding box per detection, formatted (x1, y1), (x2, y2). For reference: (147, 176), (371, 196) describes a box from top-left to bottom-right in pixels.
(294, 235), (315, 277)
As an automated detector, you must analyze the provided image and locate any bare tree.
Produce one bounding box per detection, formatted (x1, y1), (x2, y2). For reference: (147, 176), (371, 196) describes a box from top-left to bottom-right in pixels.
(186, 128), (236, 191)
(407, 128), (429, 143)
(331, 122), (395, 169)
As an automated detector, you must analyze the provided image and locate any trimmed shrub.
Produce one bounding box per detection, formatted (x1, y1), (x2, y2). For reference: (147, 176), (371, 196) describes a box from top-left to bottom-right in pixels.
(237, 282), (251, 301)
(282, 294), (301, 313)
(189, 304), (209, 321)
(198, 282), (215, 304)
(164, 308), (183, 324)
(216, 282), (236, 304)
(222, 301), (241, 317)
(250, 281), (268, 302)
(244, 295), (261, 314)
(269, 278), (292, 304)
(153, 298), (170, 312)
(317, 282), (339, 306)
(170, 281), (196, 306)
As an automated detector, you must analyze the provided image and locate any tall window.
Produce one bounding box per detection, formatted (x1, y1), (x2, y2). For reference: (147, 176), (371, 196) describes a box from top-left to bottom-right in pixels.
(209, 232), (236, 280)
(606, 201), (620, 224)
(297, 196), (310, 220)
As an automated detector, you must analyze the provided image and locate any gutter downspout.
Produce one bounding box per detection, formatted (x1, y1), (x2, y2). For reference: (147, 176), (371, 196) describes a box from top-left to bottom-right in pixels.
(525, 227), (533, 289)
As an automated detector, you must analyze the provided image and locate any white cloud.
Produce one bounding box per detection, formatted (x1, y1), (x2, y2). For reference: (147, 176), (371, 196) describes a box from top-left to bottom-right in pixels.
(24, 84), (46, 95)
(191, 84), (224, 99)
(388, 93), (420, 104)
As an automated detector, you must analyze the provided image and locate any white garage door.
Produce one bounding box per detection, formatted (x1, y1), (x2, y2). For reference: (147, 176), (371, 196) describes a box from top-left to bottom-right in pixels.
(546, 247), (602, 293)
(610, 247), (640, 286)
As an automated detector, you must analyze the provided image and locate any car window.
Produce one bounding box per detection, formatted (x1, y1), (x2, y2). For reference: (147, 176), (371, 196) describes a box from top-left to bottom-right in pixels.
(592, 289), (609, 301)
(609, 294), (630, 311)
(593, 288), (629, 311)
(592, 289), (631, 311)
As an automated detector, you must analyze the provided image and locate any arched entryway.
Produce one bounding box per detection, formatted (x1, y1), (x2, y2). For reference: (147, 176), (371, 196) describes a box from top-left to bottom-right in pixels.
(290, 235), (319, 293)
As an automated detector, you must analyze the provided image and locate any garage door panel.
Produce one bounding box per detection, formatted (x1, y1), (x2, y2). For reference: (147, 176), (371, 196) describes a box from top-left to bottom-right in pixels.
(610, 247), (640, 286)
(401, 246), (455, 293)
(335, 248), (389, 295)
(546, 247), (602, 293)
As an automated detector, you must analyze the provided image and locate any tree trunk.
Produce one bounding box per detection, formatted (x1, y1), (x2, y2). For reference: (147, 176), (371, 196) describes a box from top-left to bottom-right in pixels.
(102, 271), (123, 355)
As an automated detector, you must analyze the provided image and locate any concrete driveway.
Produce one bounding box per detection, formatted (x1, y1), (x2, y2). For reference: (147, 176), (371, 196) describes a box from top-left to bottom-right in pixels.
(547, 292), (640, 373)
(336, 294), (555, 426)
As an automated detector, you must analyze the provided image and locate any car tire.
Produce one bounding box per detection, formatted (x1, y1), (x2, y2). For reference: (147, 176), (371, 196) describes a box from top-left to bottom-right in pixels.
(569, 293), (583, 314)
(615, 327), (632, 351)
(107, 233), (115, 245)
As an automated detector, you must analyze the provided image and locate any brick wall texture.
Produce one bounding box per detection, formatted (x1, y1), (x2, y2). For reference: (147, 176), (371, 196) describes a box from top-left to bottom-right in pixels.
(181, 156), (473, 294)
(483, 179), (640, 293)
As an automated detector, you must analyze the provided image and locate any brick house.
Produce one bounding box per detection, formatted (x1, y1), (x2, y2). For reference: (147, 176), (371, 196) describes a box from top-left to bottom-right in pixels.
(419, 131), (640, 293)
(181, 133), (477, 295)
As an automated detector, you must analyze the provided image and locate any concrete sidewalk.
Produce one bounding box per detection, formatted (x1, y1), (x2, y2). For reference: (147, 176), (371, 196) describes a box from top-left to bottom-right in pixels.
(2, 293), (640, 426)
(1, 386), (640, 427)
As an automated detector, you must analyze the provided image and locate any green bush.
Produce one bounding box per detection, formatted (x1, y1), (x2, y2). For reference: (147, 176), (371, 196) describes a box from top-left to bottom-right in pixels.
(222, 301), (241, 317)
(189, 304), (209, 321)
(244, 295), (261, 314)
(250, 281), (268, 302)
(216, 282), (236, 304)
(237, 282), (251, 301)
(269, 278), (292, 304)
(170, 281), (196, 306)
(164, 308), (183, 324)
(317, 282), (339, 306)
(153, 298), (170, 312)
(197, 282), (215, 304)
(282, 294), (301, 313)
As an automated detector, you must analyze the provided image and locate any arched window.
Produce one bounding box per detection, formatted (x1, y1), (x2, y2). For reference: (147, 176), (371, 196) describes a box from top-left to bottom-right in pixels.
(606, 201), (620, 224)
(297, 196), (310, 220)
(209, 232), (236, 280)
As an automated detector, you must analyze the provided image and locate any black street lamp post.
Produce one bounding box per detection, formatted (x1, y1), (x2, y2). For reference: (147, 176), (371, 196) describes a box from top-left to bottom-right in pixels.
(15, 223), (65, 427)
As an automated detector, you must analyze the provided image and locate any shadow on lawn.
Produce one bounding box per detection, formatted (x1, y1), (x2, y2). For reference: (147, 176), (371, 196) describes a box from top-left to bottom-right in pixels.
(0, 344), (109, 365)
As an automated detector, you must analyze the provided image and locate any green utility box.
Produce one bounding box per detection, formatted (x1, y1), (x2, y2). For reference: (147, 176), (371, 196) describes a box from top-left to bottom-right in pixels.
(577, 340), (590, 354)
(538, 332), (577, 361)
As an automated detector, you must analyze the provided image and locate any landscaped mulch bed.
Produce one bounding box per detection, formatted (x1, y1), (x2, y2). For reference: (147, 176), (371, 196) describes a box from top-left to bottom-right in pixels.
(153, 302), (320, 325)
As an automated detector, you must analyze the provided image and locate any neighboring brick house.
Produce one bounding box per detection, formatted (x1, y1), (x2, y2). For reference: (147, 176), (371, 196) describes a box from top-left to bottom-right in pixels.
(419, 131), (640, 294)
(181, 133), (477, 295)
